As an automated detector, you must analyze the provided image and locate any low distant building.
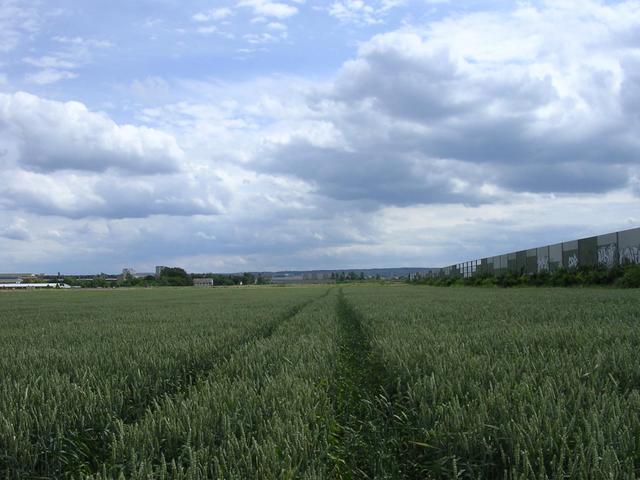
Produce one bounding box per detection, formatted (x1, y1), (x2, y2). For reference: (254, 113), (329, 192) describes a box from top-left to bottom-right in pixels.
(0, 273), (41, 284)
(193, 278), (215, 286)
(0, 283), (70, 289)
(0, 277), (22, 284)
(117, 269), (156, 281)
(131, 272), (154, 279)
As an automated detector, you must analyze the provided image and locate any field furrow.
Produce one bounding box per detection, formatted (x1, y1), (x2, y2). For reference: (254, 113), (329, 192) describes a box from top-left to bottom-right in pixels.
(2, 285), (640, 479)
(0, 288), (322, 479)
(329, 289), (401, 479)
(344, 285), (640, 479)
(80, 294), (323, 478)
(86, 288), (337, 479)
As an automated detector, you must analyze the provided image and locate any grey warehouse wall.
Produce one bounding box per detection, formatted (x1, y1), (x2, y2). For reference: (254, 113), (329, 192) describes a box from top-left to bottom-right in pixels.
(437, 227), (640, 278)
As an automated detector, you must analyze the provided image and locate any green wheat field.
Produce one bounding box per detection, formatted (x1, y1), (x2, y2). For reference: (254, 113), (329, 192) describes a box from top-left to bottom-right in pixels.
(1, 285), (639, 479)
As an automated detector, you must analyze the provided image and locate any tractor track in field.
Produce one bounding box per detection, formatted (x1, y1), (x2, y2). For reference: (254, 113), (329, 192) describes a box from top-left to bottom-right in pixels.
(329, 289), (438, 480)
(329, 289), (402, 479)
(121, 293), (323, 420)
(46, 290), (330, 480)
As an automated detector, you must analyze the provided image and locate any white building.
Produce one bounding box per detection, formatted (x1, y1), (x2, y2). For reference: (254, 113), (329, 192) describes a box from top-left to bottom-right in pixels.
(0, 283), (70, 289)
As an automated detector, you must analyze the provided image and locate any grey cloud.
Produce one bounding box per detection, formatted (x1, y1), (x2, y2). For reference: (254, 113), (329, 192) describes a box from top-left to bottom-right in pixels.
(257, 19), (640, 204)
(621, 58), (640, 117)
(332, 48), (471, 121)
(331, 34), (557, 123)
(1, 219), (31, 241)
(0, 200), (378, 273)
(262, 141), (487, 206)
(497, 162), (630, 194)
(420, 117), (639, 170)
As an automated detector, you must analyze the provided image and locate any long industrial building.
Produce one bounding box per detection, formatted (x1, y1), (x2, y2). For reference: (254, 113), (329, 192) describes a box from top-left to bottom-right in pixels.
(439, 226), (640, 278)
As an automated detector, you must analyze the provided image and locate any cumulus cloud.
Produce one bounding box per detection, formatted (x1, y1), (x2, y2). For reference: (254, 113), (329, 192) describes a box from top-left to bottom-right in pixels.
(255, 1), (640, 204)
(0, 92), (184, 174)
(0, 169), (224, 219)
(0, 92), (226, 221)
(2, 0), (639, 273)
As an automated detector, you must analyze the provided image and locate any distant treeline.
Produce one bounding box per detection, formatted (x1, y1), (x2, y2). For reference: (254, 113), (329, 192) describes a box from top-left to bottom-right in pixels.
(409, 264), (640, 288)
(331, 271), (370, 282)
(62, 269), (270, 288)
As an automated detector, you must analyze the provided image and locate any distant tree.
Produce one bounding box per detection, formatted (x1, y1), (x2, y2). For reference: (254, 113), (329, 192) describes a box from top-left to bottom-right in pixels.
(159, 267), (193, 286)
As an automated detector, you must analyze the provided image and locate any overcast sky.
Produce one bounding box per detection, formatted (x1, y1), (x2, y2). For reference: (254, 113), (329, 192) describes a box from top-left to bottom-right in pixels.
(1, 0), (639, 274)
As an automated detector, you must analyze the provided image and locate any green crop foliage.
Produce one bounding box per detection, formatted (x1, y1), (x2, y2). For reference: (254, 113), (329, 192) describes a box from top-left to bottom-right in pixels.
(344, 286), (640, 479)
(1, 285), (639, 479)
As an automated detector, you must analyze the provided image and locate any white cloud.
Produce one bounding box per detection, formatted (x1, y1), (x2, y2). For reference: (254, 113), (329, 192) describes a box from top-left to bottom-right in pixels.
(22, 36), (112, 83)
(239, 0), (298, 19)
(128, 76), (171, 103)
(266, 21), (287, 30)
(0, 168), (224, 219)
(23, 55), (78, 69)
(192, 7), (233, 22)
(243, 32), (285, 44)
(0, 92), (184, 173)
(2, 0), (640, 273)
(328, 0), (404, 25)
(52, 36), (113, 49)
(25, 69), (77, 84)
(197, 25), (220, 35)
(0, 0), (39, 52)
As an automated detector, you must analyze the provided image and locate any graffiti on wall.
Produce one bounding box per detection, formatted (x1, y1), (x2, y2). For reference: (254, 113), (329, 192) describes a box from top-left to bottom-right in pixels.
(597, 243), (617, 267)
(537, 256), (549, 272)
(620, 246), (640, 265)
(439, 228), (640, 277)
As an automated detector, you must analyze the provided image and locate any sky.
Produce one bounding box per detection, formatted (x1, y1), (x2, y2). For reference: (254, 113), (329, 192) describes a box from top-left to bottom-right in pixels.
(0, 0), (639, 274)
